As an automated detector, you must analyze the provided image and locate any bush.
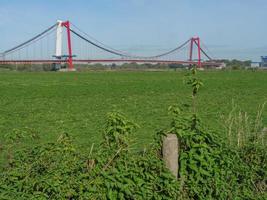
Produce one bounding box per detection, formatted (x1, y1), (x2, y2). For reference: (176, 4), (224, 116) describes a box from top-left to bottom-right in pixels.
(0, 113), (179, 199)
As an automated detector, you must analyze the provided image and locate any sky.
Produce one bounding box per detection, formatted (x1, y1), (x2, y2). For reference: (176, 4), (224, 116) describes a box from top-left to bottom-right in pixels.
(0, 0), (267, 61)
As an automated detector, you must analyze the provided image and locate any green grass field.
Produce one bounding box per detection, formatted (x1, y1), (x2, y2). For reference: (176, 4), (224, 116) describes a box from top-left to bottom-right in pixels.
(0, 70), (266, 149)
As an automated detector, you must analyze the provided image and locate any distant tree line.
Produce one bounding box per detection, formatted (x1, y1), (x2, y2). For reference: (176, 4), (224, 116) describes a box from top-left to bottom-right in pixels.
(0, 59), (254, 71)
(214, 59), (252, 70)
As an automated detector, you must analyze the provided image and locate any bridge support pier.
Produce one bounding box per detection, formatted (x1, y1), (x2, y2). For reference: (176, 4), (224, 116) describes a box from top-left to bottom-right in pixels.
(55, 20), (63, 59)
(62, 21), (74, 71)
(189, 37), (202, 68)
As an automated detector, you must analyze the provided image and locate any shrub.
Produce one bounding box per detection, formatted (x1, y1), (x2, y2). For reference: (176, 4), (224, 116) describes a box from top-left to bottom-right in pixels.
(0, 113), (179, 199)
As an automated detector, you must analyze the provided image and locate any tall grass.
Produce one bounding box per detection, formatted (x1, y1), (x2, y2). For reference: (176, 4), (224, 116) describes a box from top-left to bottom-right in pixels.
(222, 101), (266, 148)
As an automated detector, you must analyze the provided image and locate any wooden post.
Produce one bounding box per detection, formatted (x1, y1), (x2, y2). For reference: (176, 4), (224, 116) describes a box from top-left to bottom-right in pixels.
(162, 134), (178, 179)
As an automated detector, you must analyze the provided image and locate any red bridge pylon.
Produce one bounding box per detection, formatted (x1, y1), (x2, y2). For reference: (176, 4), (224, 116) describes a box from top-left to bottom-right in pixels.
(189, 37), (202, 68)
(61, 21), (74, 70)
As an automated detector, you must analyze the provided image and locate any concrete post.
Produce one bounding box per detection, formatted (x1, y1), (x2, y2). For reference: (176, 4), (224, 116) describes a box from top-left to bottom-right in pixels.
(162, 134), (178, 179)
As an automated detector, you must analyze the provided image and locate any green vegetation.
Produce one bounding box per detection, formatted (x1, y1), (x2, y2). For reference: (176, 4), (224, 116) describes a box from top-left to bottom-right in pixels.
(0, 69), (266, 199)
(0, 58), (256, 72)
(0, 113), (180, 199)
(0, 70), (266, 148)
(215, 59), (252, 69)
(163, 69), (266, 199)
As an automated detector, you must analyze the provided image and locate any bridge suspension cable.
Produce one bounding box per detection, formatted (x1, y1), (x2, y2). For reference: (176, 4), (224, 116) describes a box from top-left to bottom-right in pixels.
(70, 29), (129, 58)
(69, 24), (192, 60)
(200, 41), (216, 60)
(0, 20), (219, 68)
(70, 22), (132, 57)
(192, 40), (212, 60)
(2, 23), (57, 55)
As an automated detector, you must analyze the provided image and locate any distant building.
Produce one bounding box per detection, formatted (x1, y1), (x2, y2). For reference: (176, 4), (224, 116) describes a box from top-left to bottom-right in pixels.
(215, 62), (226, 69)
(251, 62), (260, 68)
(261, 56), (267, 67)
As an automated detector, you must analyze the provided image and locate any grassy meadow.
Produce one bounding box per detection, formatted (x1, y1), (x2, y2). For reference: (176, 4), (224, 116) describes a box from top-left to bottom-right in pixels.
(0, 69), (267, 199)
(0, 70), (266, 150)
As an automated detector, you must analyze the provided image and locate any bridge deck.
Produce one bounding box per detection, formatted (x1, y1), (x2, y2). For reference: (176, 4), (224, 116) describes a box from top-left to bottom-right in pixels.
(0, 59), (220, 66)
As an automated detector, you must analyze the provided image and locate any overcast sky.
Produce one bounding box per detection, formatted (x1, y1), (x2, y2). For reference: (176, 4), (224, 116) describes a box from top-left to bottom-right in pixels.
(1, 0), (267, 61)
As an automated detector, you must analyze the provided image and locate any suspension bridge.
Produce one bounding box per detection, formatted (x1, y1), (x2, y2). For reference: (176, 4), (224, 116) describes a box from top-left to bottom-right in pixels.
(0, 20), (220, 70)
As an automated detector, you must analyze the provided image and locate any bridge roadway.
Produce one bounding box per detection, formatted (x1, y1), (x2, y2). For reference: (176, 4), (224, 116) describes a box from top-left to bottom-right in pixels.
(0, 59), (220, 66)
